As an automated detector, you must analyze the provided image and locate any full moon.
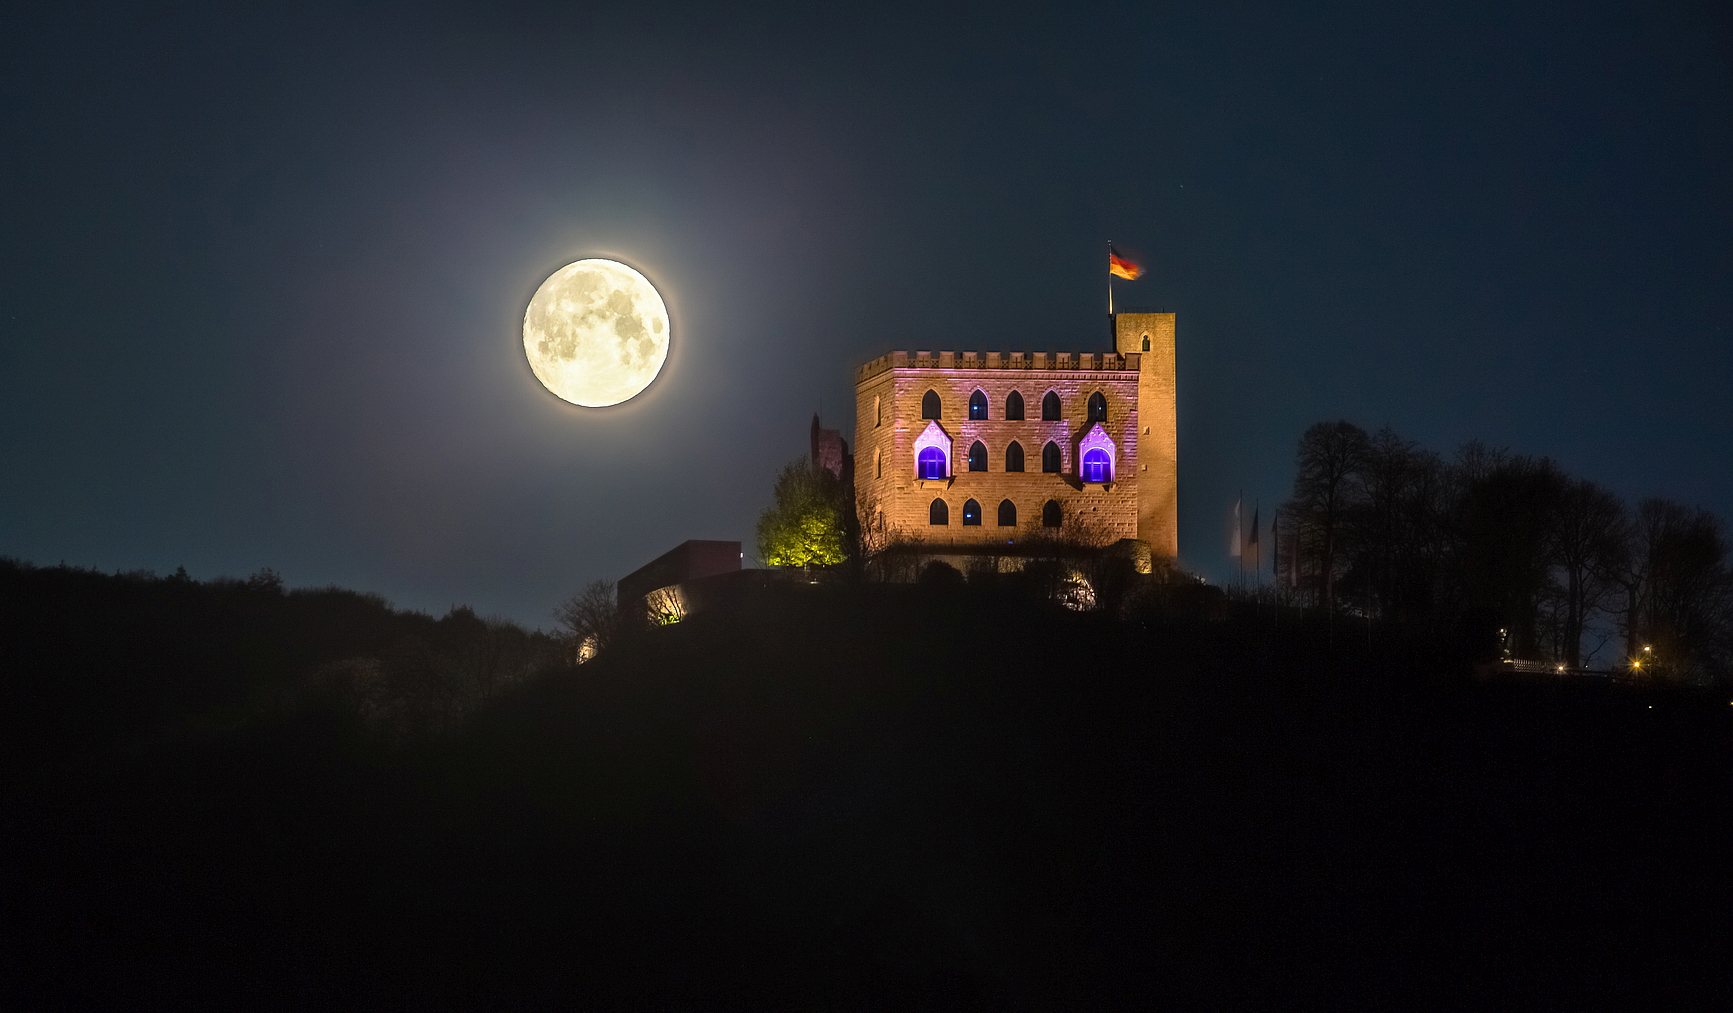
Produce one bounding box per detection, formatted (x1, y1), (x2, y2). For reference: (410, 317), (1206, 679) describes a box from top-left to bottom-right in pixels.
(522, 259), (670, 407)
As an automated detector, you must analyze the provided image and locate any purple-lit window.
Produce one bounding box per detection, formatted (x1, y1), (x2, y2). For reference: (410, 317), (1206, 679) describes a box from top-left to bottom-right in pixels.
(918, 447), (947, 480)
(1082, 448), (1111, 483)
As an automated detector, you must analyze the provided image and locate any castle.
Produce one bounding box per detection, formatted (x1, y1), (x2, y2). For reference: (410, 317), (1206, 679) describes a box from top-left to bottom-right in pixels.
(853, 312), (1177, 560)
(612, 312), (1178, 624)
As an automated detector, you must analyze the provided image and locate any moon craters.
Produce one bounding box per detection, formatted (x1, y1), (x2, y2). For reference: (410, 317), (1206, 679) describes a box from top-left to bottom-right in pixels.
(523, 259), (670, 407)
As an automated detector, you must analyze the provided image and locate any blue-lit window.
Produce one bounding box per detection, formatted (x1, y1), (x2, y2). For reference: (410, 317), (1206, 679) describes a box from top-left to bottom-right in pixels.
(962, 499), (982, 525)
(969, 389), (989, 420)
(929, 499), (949, 525)
(1087, 392), (1107, 423)
(968, 441), (987, 472)
(918, 447), (947, 480)
(1082, 448), (1111, 482)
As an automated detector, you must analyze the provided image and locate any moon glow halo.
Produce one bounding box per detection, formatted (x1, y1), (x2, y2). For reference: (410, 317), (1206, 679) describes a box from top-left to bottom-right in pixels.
(523, 259), (670, 407)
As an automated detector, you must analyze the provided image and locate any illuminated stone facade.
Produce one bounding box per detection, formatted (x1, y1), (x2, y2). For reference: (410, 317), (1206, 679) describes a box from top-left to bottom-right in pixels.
(1114, 312), (1178, 556)
(854, 312), (1177, 557)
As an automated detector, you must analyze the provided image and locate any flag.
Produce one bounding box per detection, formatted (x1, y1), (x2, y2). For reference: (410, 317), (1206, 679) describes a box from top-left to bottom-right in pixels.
(1272, 509), (1280, 577)
(1230, 497), (1242, 558)
(1108, 244), (1142, 280)
(1247, 504), (1259, 568)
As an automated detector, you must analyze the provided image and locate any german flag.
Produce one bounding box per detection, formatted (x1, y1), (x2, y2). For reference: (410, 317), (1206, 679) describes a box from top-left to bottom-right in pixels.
(1108, 244), (1142, 280)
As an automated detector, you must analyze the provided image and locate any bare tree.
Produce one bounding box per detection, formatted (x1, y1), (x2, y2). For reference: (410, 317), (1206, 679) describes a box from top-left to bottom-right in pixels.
(1548, 478), (1629, 669)
(554, 578), (621, 663)
(1625, 500), (1733, 681)
(1455, 453), (1564, 659)
(1286, 421), (1370, 611)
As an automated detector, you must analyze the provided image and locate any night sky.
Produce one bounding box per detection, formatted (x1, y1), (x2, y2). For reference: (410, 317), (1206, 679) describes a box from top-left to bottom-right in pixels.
(3, 3), (1728, 625)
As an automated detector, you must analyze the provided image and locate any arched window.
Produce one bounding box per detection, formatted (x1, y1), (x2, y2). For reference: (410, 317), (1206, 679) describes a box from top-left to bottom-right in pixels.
(962, 499), (981, 526)
(1042, 441), (1061, 473)
(929, 499), (949, 525)
(1042, 500), (1062, 528)
(969, 389), (989, 420)
(917, 446), (947, 480)
(997, 499), (1017, 526)
(922, 390), (941, 420)
(1087, 392), (1107, 423)
(1005, 390), (1025, 420)
(1005, 440), (1024, 472)
(1041, 390), (1061, 421)
(1082, 448), (1111, 482)
(968, 441), (987, 472)
(1141, 336), (1151, 352)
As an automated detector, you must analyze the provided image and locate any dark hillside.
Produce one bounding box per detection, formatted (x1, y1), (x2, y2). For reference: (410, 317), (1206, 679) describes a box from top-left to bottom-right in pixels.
(3, 580), (1729, 1007)
(0, 560), (554, 759)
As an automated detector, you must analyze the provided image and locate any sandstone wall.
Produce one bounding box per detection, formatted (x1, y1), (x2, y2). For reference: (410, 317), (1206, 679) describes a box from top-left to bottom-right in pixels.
(1114, 314), (1178, 558)
(854, 352), (1140, 548)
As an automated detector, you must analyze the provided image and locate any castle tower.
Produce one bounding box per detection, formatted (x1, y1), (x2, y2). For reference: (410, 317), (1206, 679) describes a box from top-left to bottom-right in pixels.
(1113, 313), (1178, 557)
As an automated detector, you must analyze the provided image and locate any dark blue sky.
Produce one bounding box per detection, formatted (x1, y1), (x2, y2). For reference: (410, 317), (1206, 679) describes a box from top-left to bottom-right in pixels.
(3, 2), (1728, 624)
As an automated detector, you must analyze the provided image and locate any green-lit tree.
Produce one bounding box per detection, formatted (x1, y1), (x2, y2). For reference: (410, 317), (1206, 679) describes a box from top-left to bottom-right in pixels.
(756, 459), (848, 568)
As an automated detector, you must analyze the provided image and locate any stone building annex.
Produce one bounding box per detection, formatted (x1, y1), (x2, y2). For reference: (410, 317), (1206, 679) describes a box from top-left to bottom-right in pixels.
(853, 312), (1177, 561)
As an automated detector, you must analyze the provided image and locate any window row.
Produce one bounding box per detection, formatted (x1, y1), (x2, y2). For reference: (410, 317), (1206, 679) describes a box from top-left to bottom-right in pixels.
(922, 389), (1108, 423)
(929, 498), (1065, 528)
(912, 440), (1113, 480)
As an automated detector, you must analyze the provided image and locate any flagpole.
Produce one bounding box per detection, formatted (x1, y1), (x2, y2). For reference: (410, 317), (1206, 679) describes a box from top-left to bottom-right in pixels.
(1271, 509), (1279, 629)
(1107, 242), (1115, 354)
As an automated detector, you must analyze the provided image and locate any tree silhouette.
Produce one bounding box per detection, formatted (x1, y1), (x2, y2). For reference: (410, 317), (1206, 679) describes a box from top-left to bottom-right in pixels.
(1285, 421), (1369, 611)
(554, 578), (621, 662)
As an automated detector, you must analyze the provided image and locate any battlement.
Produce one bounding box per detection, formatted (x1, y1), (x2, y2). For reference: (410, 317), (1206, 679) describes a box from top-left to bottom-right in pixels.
(854, 350), (1141, 384)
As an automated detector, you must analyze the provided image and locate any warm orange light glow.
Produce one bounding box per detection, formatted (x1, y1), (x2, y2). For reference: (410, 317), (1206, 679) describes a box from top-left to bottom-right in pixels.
(1109, 251), (1142, 279)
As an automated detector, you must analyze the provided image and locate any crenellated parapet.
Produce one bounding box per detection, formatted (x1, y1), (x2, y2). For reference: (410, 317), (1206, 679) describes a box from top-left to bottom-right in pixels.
(855, 350), (1142, 383)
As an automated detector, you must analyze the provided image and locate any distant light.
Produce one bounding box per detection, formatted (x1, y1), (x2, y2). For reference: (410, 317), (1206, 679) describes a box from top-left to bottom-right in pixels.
(1644, 645), (1652, 652)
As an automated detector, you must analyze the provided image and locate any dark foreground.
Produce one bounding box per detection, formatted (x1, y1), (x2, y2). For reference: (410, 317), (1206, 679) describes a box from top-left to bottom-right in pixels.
(3, 579), (1730, 1008)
